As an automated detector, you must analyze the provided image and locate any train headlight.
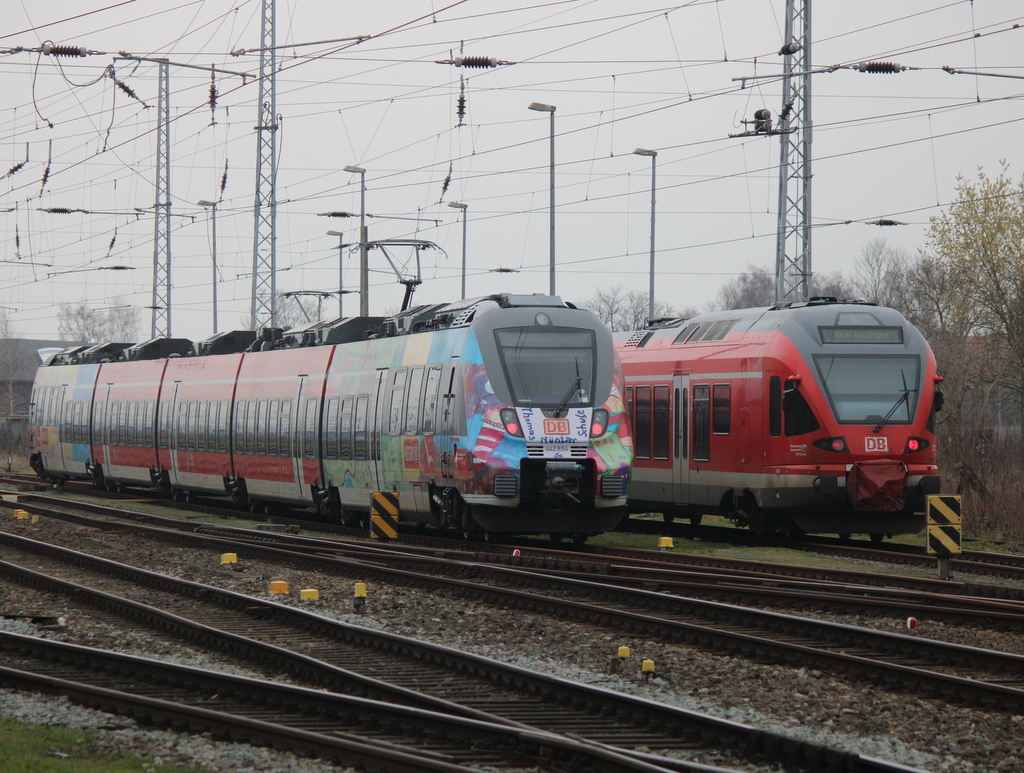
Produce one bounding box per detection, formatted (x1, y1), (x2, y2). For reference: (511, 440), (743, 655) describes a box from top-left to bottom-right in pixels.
(904, 437), (930, 453)
(590, 408), (609, 438)
(499, 407), (524, 437)
(812, 437), (849, 453)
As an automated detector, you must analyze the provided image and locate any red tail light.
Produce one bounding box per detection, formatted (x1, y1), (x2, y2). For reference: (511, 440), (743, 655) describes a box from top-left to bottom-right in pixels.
(590, 408), (609, 438)
(904, 437), (930, 453)
(499, 407), (524, 437)
(812, 437), (849, 453)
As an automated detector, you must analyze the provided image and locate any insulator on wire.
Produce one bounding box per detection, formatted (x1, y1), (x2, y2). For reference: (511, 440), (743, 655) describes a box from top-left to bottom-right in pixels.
(457, 95), (466, 121)
(220, 160), (228, 195)
(114, 79), (141, 102)
(858, 61), (904, 74)
(42, 207), (73, 214)
(42, 42), (88, 57)
(778, 42), (802, 56)
(318, 211), (353, 218)
(454, 55), (497, 68)
(866, 219), (906, 227)
(3, 161), (26, 179)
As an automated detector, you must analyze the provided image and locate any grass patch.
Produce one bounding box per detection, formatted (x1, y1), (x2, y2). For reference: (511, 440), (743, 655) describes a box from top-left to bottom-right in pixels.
(0, 718), (202, 772)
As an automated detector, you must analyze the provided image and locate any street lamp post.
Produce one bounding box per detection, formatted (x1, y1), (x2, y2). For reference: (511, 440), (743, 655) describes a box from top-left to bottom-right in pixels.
(344, 165), (368, 316)
(528, 102), (556, 296)
(447, 202), (468, 299)
(326, 230), (347, 317)
(632, 149), (658, 320)
(197, 200), (219, 333)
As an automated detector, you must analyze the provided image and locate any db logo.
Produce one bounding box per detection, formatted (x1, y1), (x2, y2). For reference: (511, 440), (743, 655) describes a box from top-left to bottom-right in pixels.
(543, 418), (570, 436)
(865, 436), (889, 452)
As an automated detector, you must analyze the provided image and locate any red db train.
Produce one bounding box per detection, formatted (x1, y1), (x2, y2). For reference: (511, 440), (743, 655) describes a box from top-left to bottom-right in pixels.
(28, 294), (633, 540)
(615, 298), (942, 539)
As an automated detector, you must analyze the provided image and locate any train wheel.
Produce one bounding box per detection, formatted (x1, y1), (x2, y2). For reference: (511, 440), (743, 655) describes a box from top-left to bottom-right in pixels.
(662, 512), (675, 523)
(838, 533), (851, 540)
(869, 533), (885, 543)
(689, 513), (703, 526)
(572, 533), (588, 546)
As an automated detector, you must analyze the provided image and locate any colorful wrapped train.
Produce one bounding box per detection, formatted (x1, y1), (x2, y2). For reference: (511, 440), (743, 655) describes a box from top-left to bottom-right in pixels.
(615, 298), (942, 539)
(29, 294), (633, 540)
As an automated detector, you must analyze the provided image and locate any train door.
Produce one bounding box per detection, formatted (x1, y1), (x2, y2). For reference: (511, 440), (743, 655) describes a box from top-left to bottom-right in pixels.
(370, 369), (388, 491)
(169, 382), (183, 481)
(673, 375), (690, 504)
(99, 384), (113, 475)
(290, 376), (309, 499)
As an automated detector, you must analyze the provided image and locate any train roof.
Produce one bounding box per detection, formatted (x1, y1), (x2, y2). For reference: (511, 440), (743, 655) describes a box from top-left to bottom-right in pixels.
(616, 297), (917, 350)
(41, 293), (579, 366)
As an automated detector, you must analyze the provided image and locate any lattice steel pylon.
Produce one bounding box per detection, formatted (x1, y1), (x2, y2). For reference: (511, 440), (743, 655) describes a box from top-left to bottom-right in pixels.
(774, 0), (812, 305)
(250, 0), (278, 330)
(151, 60), (171, 337)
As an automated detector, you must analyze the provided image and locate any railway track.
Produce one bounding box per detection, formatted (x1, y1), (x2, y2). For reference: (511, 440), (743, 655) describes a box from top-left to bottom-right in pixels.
(1, 630), (711, 773)
(0, 528), (916, 773)
(6, 498), (1024, 717)
(9, 493), (1024, 626)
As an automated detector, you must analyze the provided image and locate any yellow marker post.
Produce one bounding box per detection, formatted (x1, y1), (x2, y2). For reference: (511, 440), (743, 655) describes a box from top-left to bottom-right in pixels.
(927, 495), (962, 580)
(300, 588), (320, 601)
(269, 581), (289, 595)
(354, 582), (367, 613)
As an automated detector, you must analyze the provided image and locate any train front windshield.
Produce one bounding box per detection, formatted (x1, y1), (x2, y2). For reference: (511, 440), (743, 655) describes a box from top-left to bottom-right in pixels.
(814, 355), (920, 424)
(494, 327), (597, 408)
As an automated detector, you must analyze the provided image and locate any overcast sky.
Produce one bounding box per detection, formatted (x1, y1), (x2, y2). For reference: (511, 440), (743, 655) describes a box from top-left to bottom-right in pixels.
(1, 0), (1023, 343)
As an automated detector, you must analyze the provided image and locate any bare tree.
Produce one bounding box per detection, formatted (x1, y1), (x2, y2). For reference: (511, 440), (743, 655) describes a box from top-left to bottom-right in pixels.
(58, 301), (140, 343)
(714, 265), (774, 310)
(581, 285), (677, 331)
(852, 238), (911, 308)
(811, 270), (857, 300)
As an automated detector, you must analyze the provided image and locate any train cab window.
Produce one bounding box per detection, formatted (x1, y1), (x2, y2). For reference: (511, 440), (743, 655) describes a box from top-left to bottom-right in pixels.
(783, 381), (821, 436)
(692, 385), (710, 461)
(634, 386), (651, 460)
(354, 395), (368, 460)
(339, 397), (353, 460)
(653, 385), (670, 459)
(421, 366), (441, 435)
(389, 369), (407, 436)
(324, 397), (339, 459)
(769, 377), (782, 437)
(712, 384), (731, 435)
(405, 367), (423, 435)
(303, 398), (318, 459)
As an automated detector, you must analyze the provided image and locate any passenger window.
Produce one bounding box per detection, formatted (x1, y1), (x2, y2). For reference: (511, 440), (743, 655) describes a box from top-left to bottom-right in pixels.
(325, 397), (339, 459)
(405, 367), (423, 434)
(354, 395), (368, 460)
(653, 385), (670, 459)
(713, 384), (731, 435)
(389, 369), (407, 435)
(692, 385), (710, 461)
(340, 397), (353, 460)
(635, 386), (651, 460)
(278, 400), (292, 457)
(421, 366), (441, 435)
(304, 398), (318, 459)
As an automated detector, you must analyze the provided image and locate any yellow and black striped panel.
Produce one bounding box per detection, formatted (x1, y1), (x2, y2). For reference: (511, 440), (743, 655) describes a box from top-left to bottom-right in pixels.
(926, 495), (961, 555)
(370, 491), (399, 541)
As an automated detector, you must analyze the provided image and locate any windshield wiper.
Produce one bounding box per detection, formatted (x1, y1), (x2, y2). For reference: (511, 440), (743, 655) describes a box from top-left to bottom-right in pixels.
(873, 371), (912, 433)
(552, 360), (584, 417)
